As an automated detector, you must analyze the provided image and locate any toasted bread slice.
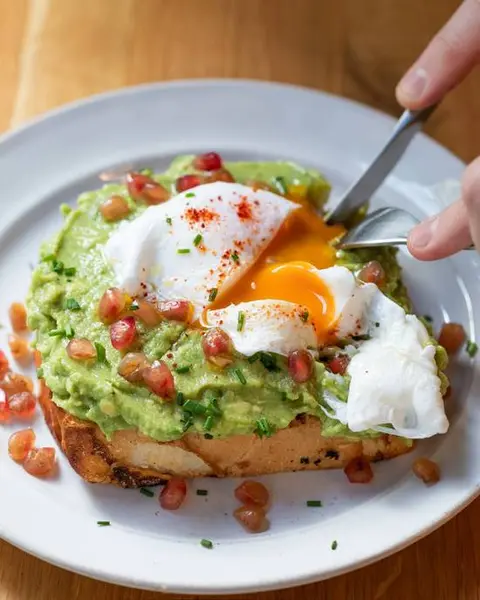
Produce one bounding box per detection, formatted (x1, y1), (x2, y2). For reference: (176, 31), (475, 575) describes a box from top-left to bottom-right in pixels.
(38, 381), (413, 488)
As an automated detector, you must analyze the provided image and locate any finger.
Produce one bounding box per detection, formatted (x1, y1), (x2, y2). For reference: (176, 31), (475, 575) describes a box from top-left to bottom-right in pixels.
(461, 156), (480, 249)
(407, 199), (472, 260)
(396, 0), (480, 110)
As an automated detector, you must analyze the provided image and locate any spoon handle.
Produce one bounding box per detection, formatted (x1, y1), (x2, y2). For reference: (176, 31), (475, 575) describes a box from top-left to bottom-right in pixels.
(325, 105), (437, 225)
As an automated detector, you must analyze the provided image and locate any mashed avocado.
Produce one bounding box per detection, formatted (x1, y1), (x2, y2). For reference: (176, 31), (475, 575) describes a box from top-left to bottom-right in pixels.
(27, 157), (441, 443)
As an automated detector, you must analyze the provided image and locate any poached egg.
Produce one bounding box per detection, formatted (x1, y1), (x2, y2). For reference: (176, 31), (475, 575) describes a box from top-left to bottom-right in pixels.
(104, 179), (448, 439)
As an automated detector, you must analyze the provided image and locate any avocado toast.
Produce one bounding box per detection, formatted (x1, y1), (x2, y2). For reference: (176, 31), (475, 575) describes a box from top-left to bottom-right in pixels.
(28, 155), (449, 487)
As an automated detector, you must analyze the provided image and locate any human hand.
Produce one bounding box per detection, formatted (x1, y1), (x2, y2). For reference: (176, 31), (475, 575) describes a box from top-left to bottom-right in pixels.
(395, 0), (480, 260)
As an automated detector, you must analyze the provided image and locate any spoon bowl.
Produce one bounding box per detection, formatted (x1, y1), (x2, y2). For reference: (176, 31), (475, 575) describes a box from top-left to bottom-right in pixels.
(335, 207), (475, 252)
(334, 207), (418, 250)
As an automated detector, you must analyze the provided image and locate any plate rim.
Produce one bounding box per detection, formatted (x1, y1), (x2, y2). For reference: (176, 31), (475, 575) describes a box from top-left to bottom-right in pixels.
(0, 78), (478, 595)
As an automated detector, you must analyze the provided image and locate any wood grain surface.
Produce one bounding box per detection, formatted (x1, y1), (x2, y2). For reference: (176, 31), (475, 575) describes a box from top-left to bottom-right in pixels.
(1, 1), (479, 598)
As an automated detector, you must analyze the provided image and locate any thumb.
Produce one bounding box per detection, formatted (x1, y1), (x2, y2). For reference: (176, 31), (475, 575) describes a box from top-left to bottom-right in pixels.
(407, 199), (471, 261)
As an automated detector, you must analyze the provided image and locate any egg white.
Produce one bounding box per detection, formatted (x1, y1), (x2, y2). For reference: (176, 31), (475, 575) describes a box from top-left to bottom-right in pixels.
(205, 300), (317, 357)
(103, 182), (298, 318)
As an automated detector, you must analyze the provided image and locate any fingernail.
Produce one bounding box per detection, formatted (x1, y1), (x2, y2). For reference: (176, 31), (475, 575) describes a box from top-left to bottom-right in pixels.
(409, 216), (438, 249)
(399, 67), (428, 101)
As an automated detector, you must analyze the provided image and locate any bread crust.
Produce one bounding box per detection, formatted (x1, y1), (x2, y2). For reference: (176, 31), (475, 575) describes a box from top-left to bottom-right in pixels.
(38, 381), (413, 488)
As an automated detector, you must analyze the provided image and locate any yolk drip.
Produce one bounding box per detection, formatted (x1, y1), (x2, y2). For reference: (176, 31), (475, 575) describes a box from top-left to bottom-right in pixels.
(215, 201), (346, 341)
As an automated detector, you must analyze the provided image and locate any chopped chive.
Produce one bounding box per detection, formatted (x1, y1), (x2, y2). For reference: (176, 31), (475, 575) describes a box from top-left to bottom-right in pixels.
(97, 521), (111, 527)
(247, 353), (259, 364)
(200, 539), (213, 549)
(300, 310), (309, 323)
(166, 217), (173, 226)
(259, 352), (278, 371)
(423, 315), (433, 323)
(52, 260), (64, 274)
(175, 364), (191, 374)
(183, 399), (207, 415)
(64, 267), (76, 277)
(237, 311), (245, 332)
(140, 487), (154, 498)
(331, 540), (338, 550)
(129, 302), (139, 311)
(196, 489), (208, 496)
(208, 288), (218, 302)
(193, 234), (203, 247)
(306, 500), (322, 507)
(207, 397), (222, 416)
(64, 298), (81, 311)
(182, 415), (194, 432)
(204, 433), (214, 440)
(204, 415), (214, 431)
(177, 248), (191, 254)
(231, 251), (240, 263)
(185, 192), (196, 198)
(65, 324), (75, 339)
(176, 391), (185, 406)
(233, 368), (247, 385)
(36, 367), (44, 379)
(255, 417), (273, 438)
(273, 176), (288, 195)
(48, 329), (66, 338)
(95, 342), (107, 363)
(466, 340), (478, 358)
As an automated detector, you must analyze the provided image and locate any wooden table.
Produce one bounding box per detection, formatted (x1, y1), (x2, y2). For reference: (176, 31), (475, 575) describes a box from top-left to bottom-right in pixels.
(1, 1), (479, 598)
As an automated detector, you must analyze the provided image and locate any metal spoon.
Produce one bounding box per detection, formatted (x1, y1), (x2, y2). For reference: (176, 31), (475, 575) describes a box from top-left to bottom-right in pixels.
(335, 206), (475, 251)
(325, 106), (437, 225)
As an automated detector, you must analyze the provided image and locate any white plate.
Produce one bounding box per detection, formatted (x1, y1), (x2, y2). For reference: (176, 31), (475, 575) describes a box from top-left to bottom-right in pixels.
(0, 80), (479, 595)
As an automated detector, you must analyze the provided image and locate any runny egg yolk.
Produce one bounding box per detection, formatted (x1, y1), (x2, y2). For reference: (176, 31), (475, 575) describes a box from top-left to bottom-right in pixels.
(214, 201), (346, 342)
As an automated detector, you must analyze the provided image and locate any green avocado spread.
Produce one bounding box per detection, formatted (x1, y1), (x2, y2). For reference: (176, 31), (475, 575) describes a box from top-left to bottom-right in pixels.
(27, 156), (447, 443)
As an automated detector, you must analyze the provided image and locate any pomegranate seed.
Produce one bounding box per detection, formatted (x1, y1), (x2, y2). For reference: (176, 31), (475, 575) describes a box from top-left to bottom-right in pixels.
(412, 457), (440, 485)
(233, 505), (269, 533)
(157, 299), (192, 322)
(130, 298), (162, 326)
(67, 338), (96, 361)
(159, 478), (187, 510)
(8, 334), (32, 365)
(328, 355), (350, 375)
(234, 480), (269, 507)
(8, 429), (36, 462)
(202, 328), (233, 368)
(98, 288), (127, 323)
(127, 173), (170, 205)
(357, 261), (385, 286)
(205, 169), (235, 183)
(100, 195), (130, 221)
(143, 361), (175, 399)
(23, 447), (56, 478)
(110, 317), (137, 351)
(9, 391), (36, 418)
(344, 456), (374, 484)
(9, 302), (28, 332)
(175, 174), (205, 193)
(288, 349), (314, 383)
(0, 372), (33, 398)
(33, 350), (42, 369)
(118, 352), (150, 383)
(193, 152), (223, 171)
(438, 323), (465, 355)
(0, 350), (10, 379)
(0, 389), (10, 423)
